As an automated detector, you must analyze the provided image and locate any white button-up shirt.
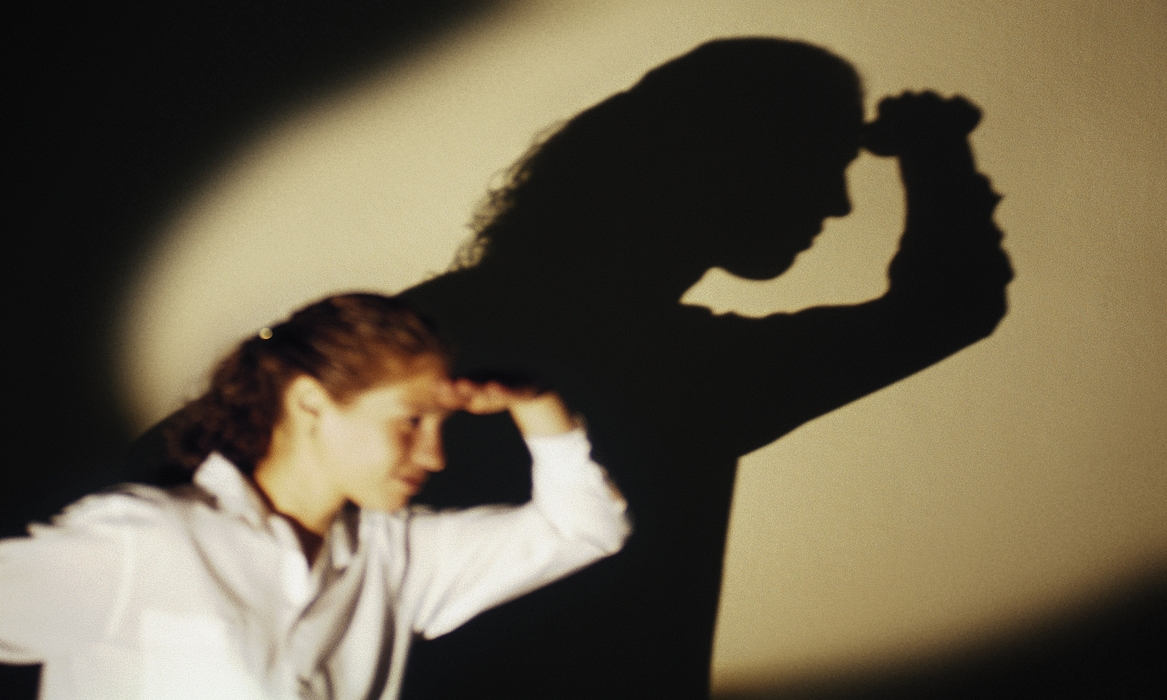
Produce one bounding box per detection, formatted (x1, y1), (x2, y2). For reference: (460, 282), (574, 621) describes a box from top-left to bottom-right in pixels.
(0, 429), (629, 700)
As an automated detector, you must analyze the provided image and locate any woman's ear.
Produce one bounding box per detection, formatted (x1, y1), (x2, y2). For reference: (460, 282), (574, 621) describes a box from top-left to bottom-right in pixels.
(283, 375), (330, 429)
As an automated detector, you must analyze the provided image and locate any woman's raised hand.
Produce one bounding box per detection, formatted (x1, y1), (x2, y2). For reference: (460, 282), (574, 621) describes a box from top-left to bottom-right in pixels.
(451, 379), (580, 437)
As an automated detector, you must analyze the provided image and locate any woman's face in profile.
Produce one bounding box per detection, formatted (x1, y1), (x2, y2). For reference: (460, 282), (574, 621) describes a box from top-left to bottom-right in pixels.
(311, 356), (454, 512)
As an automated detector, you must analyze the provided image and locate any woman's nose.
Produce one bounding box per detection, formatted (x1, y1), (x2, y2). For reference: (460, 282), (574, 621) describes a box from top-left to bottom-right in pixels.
(412, 423), (446, 472)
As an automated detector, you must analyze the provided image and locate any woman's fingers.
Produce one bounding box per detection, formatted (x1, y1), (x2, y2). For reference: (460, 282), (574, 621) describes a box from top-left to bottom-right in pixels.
(454, 379), (540, 415)
(452, 379), (579, 436)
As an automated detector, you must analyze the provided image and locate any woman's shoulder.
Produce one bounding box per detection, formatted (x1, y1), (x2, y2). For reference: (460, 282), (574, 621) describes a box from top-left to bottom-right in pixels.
(30, 483), (206, 537)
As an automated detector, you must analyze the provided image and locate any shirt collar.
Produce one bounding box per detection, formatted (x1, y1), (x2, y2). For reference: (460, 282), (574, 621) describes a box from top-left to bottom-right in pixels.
(324, 503), (360, 569)
(192, 452), (360, 568)
(193, 452), (272, 530)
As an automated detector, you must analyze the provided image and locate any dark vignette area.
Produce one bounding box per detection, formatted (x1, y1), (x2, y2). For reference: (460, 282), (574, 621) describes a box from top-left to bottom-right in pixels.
(716, 568), (1167, 700)
(4, 1), (501, 695)
(6, 0), (503, 532)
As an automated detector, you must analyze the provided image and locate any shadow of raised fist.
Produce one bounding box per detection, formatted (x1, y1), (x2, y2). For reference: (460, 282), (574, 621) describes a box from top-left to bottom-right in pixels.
(863, 91), (981, 157)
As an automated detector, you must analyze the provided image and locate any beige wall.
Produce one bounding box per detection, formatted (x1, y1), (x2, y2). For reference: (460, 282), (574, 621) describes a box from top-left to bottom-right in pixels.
(116, 0), (1167, 693)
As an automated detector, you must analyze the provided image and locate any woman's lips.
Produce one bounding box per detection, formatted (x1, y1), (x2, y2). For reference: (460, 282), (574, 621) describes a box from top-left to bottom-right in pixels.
(395, 472), (427, 493)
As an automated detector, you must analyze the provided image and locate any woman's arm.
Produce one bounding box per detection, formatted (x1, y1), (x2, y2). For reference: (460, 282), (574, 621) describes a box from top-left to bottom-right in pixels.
(396, 384), (629, 640)
(0, 494), (141, 662)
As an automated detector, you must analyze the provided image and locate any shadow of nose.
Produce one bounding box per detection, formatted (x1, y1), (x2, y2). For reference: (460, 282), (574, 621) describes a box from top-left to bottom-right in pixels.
(831, 194), (852, 218)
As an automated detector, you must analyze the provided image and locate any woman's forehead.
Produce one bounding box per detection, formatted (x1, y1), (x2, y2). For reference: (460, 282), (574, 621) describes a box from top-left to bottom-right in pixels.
(400, 352), (450, 377)
(359, 358), (453, 409)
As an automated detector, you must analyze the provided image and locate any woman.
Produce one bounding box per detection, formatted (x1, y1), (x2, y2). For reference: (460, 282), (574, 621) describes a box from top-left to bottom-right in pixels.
(0, 293), (630, 699)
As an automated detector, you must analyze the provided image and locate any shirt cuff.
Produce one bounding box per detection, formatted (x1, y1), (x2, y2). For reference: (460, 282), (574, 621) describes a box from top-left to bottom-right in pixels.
(524, 427), (591, 465)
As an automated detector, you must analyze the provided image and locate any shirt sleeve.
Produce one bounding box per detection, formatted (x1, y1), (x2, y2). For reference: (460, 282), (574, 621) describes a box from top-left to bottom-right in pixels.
(0, 493), (146, 663)
(398, 428), (630, 639)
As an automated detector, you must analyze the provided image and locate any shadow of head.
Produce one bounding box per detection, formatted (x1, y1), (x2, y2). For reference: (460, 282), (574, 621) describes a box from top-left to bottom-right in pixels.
(465, 38), (864, 289)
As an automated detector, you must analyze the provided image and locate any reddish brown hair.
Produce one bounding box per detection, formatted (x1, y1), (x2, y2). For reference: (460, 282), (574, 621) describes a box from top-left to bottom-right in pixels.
(165, 293), (449, 474)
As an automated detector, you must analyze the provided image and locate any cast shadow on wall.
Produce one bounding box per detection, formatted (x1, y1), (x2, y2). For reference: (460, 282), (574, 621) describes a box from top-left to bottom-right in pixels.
(118, 38), (1012, 700)
(393, 38), (1012, 699)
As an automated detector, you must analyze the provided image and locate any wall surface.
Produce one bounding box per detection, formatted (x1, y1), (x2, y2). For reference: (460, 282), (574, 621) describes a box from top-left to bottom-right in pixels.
(115, 0), (1166, 694)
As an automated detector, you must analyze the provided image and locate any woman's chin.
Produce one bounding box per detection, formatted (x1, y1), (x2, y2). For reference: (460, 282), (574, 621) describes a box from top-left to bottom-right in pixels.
(354, 488), (412, 513)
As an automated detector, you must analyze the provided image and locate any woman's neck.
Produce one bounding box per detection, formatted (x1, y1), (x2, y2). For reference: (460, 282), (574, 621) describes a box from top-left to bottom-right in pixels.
(252, 439), (343, 562)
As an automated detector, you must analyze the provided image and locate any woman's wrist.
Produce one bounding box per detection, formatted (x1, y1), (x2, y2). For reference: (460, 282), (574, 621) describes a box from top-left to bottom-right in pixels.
(509, 392), (579, 437)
